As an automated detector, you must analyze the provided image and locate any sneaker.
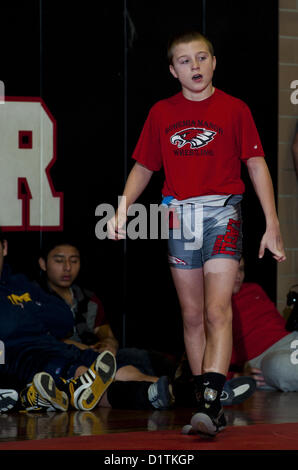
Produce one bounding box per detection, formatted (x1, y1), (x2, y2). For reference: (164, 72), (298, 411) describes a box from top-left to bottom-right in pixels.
(181, 423), (195, 435)
(220, 376), (256, 406)
(33, 373), (69, 411)
(0, 389), (19, 413)
(189, 406), (227, 438)
(182, 409), (227, 436)
(20, 381), (66, 412)
(58, 350), (116, 411)
(148, 376), (175, 410)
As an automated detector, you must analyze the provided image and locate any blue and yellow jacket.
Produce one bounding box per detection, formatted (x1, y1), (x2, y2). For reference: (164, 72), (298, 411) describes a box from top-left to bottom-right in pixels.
(0, 264), (74, 345)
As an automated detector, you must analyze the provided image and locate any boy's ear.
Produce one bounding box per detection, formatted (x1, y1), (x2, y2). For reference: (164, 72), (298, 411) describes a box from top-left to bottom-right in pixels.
(212, 55), (216, 71)
(2, 240), (8, 256)
(38, 257), (46, 272)
(169, 64), (178, 79)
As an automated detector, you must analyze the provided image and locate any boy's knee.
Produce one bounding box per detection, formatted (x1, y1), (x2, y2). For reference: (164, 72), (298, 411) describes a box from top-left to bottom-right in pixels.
(74, 365), (88, 378)
(205, 304), (232, 329)
(182, 309), (204, 330)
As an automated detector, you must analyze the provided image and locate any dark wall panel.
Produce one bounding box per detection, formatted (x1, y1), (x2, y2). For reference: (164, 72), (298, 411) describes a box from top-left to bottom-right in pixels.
(0, 0), (278, 354)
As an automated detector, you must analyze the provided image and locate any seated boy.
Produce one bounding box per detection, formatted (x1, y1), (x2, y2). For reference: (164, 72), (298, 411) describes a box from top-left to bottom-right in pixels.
(0, 229), (173, 412)
(231, 258), (298, 392)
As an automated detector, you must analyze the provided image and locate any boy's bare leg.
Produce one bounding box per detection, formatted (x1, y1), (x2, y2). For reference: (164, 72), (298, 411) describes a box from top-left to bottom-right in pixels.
(74, 366), (88, 378)
(170, 267), (205, 375)
(74, 365), (159, 409)
(171, 259), (238, 376)
(116, 365), (158, 382)
(202, 258), (239, 375)
(172, 258), (239, 436)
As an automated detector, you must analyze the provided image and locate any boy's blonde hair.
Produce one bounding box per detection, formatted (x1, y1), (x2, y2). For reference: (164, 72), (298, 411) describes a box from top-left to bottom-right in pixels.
(167, 31), (214, 65)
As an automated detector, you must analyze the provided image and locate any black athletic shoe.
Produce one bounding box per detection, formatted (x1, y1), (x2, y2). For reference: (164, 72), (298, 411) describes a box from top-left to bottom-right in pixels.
(182, 411), (227, 436)
(220, 376), (256, 406)
(0, 389), (19, 413)
(148, 376), (175, 410)
(189, 406), (227, 438)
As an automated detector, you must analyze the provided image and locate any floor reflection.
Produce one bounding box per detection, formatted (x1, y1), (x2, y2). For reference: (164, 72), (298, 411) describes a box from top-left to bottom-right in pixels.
(0, 391), (298, 443)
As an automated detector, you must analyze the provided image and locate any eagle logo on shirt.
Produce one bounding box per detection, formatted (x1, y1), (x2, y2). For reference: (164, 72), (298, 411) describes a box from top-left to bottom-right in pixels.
(170, 127), (216, 149)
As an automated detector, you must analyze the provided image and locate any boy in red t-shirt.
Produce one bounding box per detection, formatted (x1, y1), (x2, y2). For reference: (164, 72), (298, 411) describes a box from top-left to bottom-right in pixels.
(231, 258), (298, 393)
(107, 30), (285, 437)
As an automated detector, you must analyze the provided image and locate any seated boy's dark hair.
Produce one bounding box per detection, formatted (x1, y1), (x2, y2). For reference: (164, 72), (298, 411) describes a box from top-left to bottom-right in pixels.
(0, 227), (6, 245)
(167, 29), (214, 65)
(39, 233), (82, 261)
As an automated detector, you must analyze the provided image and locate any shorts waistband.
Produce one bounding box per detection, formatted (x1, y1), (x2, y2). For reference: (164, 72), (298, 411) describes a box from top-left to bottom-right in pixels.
(163, 194), (242, 207)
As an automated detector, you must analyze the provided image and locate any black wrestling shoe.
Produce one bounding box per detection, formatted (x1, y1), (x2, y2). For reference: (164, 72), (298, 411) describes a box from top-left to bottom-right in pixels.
(220, 376), (256, 406)
(0, 389), (19, 413)
(189, 405), (227, 438)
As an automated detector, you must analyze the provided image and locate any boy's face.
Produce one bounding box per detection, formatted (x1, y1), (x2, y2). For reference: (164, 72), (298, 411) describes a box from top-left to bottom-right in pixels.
(39, 244), (80, 290)
(232, 258), (245, 294)
(169, 39), (216, 101)
(0, 240), (7, 278)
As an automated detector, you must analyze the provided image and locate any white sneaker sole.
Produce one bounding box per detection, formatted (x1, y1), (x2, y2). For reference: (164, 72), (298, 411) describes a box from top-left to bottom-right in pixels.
(33, 373), (69, 411)
(0, 389), (19, 412)
(75, 351), (116, 411)
(190, 412), (218, 437)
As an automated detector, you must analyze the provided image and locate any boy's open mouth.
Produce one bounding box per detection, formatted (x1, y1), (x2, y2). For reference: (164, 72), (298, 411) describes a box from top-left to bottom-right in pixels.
(192, 74), (202, 81)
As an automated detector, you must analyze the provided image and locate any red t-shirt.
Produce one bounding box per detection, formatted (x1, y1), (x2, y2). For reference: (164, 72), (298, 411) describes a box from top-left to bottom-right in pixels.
(230, 283), (288, 369)
(132, 89), (265, 200)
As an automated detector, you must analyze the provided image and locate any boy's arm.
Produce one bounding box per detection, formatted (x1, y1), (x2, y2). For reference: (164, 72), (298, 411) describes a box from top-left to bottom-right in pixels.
(107, 162), (153, 240)
(63, 338), (90, 350)
(246, 156), (286, 262)
(92, 324), (119, 355)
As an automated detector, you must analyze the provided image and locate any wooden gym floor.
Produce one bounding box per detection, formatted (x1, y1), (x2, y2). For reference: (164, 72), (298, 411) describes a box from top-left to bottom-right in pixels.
(0, 389), (298, 444)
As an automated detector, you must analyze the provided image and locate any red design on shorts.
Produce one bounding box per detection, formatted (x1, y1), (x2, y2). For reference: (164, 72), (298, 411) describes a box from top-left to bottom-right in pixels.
(168, 255), (187, 266)
(212, 218), (241, 256)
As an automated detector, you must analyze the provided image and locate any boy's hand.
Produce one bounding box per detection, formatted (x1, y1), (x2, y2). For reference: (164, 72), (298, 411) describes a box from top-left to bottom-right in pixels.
(246, 367), (266, 388)
(107, 213), (127, 240)
(258, 226), (286, 262)
(90, 341), (118, 356)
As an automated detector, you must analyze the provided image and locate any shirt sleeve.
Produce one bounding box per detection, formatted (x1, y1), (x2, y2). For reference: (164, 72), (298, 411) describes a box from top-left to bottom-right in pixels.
(93, 294), (109, 328)
(132, 105), (163, 171)
(237, 102), (265, 162)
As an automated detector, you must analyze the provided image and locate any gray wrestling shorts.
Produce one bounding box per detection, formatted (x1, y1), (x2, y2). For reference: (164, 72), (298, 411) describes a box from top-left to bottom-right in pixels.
(167, 194), (243, 269)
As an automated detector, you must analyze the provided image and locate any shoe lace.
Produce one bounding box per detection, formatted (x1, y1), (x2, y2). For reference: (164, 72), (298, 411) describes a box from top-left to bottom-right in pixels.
(26, 385), (54, 409)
